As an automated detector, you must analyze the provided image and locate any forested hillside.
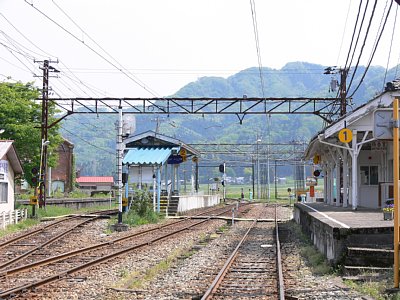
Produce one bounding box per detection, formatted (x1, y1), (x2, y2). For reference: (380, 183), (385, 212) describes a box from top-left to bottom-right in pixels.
(61, 62), (400, 176)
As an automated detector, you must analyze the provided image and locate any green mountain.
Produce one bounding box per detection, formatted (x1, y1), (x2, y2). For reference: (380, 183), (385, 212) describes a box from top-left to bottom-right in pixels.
(61, 62), (400, 177)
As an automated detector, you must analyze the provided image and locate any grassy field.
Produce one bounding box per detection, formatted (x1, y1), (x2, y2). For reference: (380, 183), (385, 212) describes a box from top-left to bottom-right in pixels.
(197, 180), (324, 204)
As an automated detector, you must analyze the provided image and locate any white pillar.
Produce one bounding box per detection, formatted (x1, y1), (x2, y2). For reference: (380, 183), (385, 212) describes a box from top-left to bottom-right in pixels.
(153, 166), (156, 212)
(323, 164), (328, 204)
(329, 163), (335, 205)
(335, 153), (341, 207)
(352, 130), (358, 210)
(343, 150), (348, 207)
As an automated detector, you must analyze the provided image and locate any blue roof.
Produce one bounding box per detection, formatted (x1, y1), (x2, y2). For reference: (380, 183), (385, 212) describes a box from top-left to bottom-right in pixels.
(123, 147), (178, 165)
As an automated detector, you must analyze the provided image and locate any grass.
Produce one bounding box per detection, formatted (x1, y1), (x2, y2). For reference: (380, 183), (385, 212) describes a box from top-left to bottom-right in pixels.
(120, 210), (162, 227)
(344, 278), (390, 300)
(195, 180), (324, 202)
(285, 220), (332, 275)
(300, 245), (331, 275)
(0, 218), (39, 239)
(116, 248), (185, 289)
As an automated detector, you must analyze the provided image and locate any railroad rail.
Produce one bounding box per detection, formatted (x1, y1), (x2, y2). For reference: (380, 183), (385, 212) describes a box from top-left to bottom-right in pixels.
(0, 203), (244, 298)
(0, 210), (117, 270)
(201, 205), (285, 299)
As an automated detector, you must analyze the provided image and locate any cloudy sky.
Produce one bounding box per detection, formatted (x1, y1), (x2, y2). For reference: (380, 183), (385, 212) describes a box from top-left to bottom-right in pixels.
(1, 0), (399, 98)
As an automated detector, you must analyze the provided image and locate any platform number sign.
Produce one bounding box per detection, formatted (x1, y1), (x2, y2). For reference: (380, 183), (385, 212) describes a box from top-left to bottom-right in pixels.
(338, 128), (352, 143)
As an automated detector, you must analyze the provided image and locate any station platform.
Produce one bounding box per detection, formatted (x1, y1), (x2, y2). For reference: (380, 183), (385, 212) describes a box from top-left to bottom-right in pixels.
(294, 202), (394, 265)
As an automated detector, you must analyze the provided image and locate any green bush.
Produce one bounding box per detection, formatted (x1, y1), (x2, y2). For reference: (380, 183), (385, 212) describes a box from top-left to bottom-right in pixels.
(122, 189), (161, 226)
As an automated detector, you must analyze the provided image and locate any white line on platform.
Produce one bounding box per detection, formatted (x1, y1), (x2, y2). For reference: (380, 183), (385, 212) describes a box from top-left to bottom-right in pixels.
(302, 203), (350, 228)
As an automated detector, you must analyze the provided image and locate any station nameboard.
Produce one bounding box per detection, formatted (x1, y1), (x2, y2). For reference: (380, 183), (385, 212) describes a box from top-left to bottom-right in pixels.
(306, 176), (317, 186)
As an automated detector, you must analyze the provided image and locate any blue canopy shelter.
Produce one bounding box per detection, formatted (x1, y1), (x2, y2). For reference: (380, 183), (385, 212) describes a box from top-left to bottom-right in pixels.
(122, 131), (200, 213)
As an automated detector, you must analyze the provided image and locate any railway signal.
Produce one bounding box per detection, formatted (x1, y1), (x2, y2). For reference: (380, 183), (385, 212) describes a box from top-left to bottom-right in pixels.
(31, 167), (39, 185)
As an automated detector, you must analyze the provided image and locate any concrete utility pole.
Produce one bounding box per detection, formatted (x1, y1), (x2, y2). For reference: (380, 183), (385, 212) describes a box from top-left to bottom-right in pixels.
(36, 59), (59, 209)
(339, 68), (348, 117)
(117, 107), (123, 223)
(324, 66), (349, 117)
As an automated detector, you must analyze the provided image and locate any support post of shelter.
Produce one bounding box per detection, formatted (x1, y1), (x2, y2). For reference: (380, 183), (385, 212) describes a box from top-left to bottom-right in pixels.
(195, 160), (199, 192)
(342, 150), (348, 207)
(351, 130), (358, 210)
(157, 167), (161, 213)
(153, 166), (156, 212)
(393, 98), (399, 288)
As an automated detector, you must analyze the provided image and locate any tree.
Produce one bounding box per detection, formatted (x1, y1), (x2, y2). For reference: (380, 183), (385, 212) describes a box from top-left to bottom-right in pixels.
(0, 81), (63, 186)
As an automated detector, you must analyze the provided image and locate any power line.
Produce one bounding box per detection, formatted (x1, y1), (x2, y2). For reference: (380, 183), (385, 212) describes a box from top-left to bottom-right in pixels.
(249, 0), (266, 100)
(24, 0), (161, 98)
(61, 127), (115, 155)
(336, 0), (353, 66)
(344, 0), (366, 70)
(348, 0), (393, 98)
(346, 0), (378, 96)
(383, 3), (398, 89)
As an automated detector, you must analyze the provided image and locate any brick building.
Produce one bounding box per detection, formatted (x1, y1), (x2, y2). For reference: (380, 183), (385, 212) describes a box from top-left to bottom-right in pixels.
(50, 139), (74, 195)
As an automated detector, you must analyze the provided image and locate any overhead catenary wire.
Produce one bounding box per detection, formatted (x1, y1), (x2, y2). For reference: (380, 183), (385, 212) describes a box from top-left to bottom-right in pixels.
(24, 0), (162, 99)
(346, 0), (378, 96)
(348, 0), (394, 98)
(344, 0), (366, 70)
(336, 0), (353, 66)
(61, 127), (115, 155)
(383, 4), (398, 88)
(0, 12), (109, 98)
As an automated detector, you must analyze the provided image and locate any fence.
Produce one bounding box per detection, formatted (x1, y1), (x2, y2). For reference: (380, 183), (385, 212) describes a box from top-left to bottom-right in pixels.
(0, 208), (28, 230)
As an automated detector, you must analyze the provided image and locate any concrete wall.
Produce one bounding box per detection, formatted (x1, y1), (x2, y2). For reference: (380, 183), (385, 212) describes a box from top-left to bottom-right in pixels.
(177, 194), (220, 212)
(294, 205), (346, 264)
(17, 198), (114, 210)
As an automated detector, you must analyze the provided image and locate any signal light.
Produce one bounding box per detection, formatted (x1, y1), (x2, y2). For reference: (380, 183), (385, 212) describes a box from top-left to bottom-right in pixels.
(31, 167), (39, 186)
(219, 164), (225, 173)
(313, 170), (321, 177)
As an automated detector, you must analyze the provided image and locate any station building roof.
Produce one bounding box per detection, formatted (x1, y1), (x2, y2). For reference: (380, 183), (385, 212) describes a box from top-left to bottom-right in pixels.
(0, 140), (23, 174)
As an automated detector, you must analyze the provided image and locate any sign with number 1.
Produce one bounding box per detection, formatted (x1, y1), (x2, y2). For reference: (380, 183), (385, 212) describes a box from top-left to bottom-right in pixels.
(338, 128), (352, 143)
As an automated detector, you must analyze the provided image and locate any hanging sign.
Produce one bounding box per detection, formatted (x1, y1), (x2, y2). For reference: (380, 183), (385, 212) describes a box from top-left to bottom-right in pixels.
(338, 128), (352, 143)
(167, 155), (183, 164)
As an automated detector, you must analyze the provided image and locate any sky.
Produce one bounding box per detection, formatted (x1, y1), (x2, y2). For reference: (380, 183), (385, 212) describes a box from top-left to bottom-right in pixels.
(1, 0), (400, 98)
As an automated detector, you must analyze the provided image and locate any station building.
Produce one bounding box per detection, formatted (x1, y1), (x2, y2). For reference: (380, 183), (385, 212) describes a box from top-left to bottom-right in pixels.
(305, 83), (400, 210)
(0, 140), (23, 211)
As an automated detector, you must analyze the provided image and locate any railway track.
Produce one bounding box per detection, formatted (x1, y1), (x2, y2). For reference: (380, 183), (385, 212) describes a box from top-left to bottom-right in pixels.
(0, 203), (243, 298)
(0, 210), (117, 270)
(201, 205), (285, 300)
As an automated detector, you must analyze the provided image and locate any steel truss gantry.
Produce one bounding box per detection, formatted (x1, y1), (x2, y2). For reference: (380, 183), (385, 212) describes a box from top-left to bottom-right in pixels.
(47, 97), (339, 127)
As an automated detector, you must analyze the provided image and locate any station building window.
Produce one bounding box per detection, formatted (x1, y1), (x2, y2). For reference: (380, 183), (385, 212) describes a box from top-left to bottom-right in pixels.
(0, 182), (8, 203)
(360, 166), (378, 185)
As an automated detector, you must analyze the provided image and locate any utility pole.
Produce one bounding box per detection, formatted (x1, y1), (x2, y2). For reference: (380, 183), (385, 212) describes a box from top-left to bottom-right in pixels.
(117, 106), (123, 223)
(35, 59), (59, 209)
(324, 66), (348, 117)
(339, 68), (348, 117)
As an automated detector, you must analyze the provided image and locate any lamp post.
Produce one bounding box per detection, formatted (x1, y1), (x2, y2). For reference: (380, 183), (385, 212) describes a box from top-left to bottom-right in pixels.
(39, 139), (50, 208)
